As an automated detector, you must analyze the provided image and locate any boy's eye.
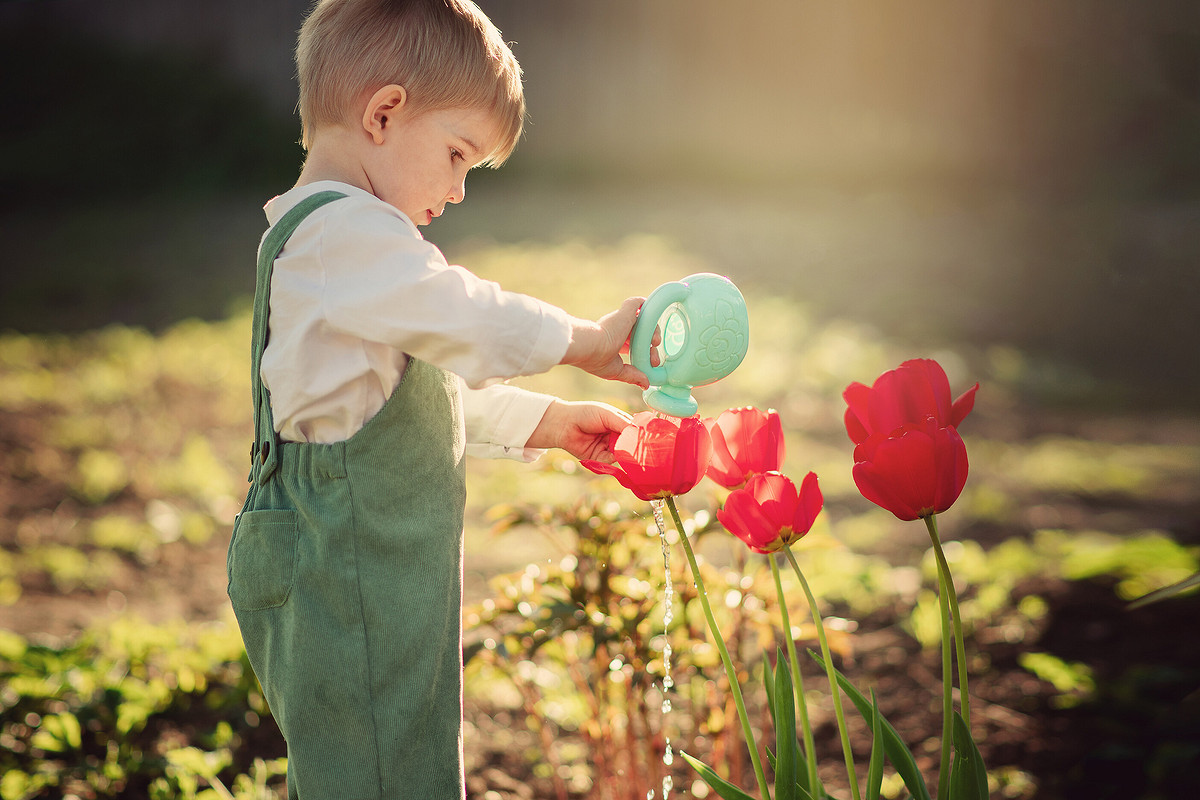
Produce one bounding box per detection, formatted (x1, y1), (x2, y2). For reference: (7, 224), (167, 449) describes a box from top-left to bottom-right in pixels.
(450, 148), (463, 162)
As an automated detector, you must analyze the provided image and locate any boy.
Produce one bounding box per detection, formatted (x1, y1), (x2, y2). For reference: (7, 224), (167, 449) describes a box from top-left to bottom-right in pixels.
(227, 1), (649, 797)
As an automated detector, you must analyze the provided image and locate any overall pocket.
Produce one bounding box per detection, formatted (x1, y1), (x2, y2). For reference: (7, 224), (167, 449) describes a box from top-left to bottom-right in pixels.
(227, 509), (299, 611)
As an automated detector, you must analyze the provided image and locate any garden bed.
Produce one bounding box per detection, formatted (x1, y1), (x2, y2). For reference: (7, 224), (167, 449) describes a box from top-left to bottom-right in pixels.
(2, 295), (1199, 799)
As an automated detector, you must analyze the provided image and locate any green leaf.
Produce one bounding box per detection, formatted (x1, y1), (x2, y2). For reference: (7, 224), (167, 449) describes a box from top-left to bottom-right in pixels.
(774, 649), (797, 800)
(767, 750), (816, 800)
(764, 657), (777, 728)
(765, 654), (819, 800)
(809, 651), (932, 800)
(0, 629), (27, 662)
(681, 752), (761, 800)
(948, 713), (988, 800)
(30, 712), (82, 752)
(1, 771), (30, 800)
(865, 691), (884, 800)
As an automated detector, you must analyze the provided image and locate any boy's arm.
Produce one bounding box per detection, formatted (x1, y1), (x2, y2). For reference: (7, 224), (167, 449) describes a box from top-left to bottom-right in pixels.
(317, 198), (651, 390)
(317, 198), (574, 388)
(459, 382), (631, 464)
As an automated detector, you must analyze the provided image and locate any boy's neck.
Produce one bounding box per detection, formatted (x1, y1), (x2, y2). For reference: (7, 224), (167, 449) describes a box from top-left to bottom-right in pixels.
(295, 128), (373, 195)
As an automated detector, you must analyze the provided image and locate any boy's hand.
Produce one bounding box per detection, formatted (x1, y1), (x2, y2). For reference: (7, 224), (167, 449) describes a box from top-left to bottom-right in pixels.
(563, 297), (651, 389)
(527, 400), (631, 463)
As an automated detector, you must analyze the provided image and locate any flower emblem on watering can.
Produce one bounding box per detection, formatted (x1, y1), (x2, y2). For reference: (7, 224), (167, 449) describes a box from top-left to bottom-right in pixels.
(629, 273), (750, 418)
(695, 299), (746, 373)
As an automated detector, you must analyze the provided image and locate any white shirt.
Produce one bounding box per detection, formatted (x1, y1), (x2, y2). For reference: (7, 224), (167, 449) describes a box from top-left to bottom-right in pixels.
(259, 181), (573, 459)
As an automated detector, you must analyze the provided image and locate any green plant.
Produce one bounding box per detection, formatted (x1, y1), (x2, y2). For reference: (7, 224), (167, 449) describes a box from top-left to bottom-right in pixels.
(0, 619), (286, 799)
(465, 497), (777, 800)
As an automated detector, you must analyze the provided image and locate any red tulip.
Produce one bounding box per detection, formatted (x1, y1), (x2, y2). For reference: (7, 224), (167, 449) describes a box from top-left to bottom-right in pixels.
(851, 417), (969, 521)
(843, 358), (978, 445)
(717, 471), (823, 554)
(581, 412), (712, 501)
(704, 407), (786, 489)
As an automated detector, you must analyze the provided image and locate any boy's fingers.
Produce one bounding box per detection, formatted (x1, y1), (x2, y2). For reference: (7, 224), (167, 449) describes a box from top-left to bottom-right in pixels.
(614, 362), (650, 389)
(619, 296), (646, 343)
(601, 410), (632, 432)
(623, 295), (647, 316)
(590, 403), (632, 431)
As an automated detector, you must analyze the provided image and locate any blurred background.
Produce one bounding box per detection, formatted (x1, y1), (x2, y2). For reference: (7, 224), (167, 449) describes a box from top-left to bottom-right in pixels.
(2, 2), (1200, 799)
(3, 0), (1199, 406)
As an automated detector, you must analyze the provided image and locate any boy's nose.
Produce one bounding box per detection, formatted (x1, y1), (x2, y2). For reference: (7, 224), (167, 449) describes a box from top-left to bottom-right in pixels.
(448, 177), (466, 204)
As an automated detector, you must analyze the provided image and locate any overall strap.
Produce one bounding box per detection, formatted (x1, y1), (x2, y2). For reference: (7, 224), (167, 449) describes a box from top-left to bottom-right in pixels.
(249, 190), (347, 484)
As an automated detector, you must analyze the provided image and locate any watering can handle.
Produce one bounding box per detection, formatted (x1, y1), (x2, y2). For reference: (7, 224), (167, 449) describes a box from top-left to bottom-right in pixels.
(630, 280), (690, 386)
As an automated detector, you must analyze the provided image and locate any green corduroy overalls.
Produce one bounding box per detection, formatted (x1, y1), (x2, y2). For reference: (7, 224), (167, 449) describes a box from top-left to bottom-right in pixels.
(227, 190), (468, 799)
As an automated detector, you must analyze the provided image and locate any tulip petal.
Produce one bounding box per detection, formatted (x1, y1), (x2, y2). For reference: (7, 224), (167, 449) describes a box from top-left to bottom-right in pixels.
(852, 427), (939, 521)
(753, 410), (787, 473)
(747, 471), (796, 529)
(843, 382), (873, 443)
(790, 471), (823, 536)
(853, 464), (922, 521)
(705, 407), (785, 487)
(704, 417), (742, 487)
(670, 417), (711, 495)
(902, 359), (954, 423)
(719, 488), (784, 553)
(851, 421), (969, 521)
(869, 362), (943, 436)
(951, 383), (979, 427)
(580, 459), (623, 478)
(930, 426), (970, 513)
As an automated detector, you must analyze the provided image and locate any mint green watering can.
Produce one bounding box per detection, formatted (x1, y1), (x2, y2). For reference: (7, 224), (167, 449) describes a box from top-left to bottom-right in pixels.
(629, 272), (750, 418)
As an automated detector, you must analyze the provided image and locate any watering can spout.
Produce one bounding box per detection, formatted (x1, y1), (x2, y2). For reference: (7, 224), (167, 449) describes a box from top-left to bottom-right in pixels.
(630, 273), (749, 418)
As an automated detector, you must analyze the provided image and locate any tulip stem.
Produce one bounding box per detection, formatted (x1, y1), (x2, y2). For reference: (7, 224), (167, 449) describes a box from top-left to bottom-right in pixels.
(666, 496), (771, 800)
(783, 545), (861, 800)
(925, 513), (971, 729)
(927, 532), (953, 800)
(770, 556), (821, 800)
(923, 513), (971, 800)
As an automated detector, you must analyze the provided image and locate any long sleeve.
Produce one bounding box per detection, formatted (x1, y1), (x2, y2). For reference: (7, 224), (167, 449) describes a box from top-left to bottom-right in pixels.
(460, 380), (556, 461)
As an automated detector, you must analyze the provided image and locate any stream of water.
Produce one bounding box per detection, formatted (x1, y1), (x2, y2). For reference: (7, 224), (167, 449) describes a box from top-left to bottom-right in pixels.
(649, 499), (675, 800)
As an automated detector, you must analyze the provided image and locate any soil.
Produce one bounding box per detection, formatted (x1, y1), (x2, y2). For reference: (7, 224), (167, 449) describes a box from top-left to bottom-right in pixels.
(3, 404), (1200, 800)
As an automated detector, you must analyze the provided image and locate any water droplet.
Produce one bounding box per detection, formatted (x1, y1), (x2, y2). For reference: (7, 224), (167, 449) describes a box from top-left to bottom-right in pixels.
(664, 741), (674, 766)
(662, 698), (672, 713)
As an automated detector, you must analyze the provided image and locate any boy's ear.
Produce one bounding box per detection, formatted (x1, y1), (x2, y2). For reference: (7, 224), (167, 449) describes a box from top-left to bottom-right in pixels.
(363, 84), (407, 144)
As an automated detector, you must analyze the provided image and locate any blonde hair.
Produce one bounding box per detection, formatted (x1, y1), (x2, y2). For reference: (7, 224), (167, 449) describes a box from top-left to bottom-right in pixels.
(296, 0), (525, 165)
